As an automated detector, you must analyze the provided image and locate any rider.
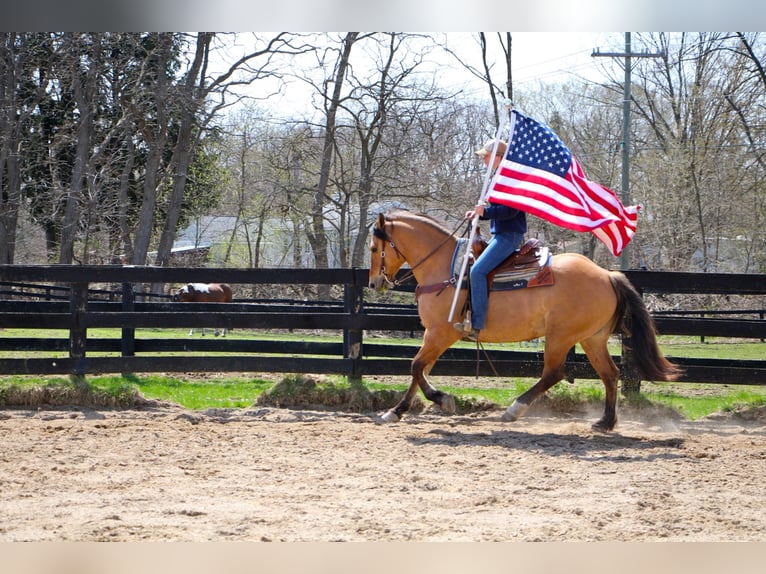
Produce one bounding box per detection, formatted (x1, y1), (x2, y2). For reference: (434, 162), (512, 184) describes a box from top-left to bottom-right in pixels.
(454, 139), (527, 341)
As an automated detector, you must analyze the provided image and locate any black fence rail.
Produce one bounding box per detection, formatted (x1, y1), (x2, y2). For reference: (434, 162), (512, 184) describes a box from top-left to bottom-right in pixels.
(0, 265), (764, 387)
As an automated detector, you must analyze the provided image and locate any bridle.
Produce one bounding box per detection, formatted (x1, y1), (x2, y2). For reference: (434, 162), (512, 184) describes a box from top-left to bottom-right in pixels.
(372, 218), (468, 288)
(372, 225), (403, 287)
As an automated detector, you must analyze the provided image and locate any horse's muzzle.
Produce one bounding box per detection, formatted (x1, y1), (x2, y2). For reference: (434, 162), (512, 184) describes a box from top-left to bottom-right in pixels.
(368, 275), (392, 291)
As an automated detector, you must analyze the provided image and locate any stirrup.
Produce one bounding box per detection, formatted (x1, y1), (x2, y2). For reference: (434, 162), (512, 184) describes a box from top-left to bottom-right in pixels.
(453, 322), (480, 342)
(453, 321), (470, 334)
(463, 328), (480, 342)
(453, 311), (472, 333)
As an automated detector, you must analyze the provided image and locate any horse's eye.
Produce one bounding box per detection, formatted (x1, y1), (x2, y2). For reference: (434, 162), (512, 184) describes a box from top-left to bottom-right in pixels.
(370, 245), (377, 253)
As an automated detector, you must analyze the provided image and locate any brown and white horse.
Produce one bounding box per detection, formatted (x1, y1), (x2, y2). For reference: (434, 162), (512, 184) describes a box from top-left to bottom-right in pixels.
(369, 209), (682, 431)
(172, 283), (233, 337)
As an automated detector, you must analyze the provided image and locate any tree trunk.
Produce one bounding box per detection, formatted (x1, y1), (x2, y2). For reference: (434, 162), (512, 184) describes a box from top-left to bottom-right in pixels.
(0, 33), (22, 264)
(310, 32), (357, 292)
(132, 33), (173, 266)
(155, 33), (212, 270)
(59, 34), (101, 264)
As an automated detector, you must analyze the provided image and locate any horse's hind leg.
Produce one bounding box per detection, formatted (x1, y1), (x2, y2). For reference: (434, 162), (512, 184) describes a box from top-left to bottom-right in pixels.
(381, 329), (456, 422)
(580, 334), (620, 431)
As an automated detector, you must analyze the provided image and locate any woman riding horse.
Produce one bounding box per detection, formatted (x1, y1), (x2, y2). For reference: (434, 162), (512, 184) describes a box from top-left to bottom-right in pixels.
(369, 209), (681, 431)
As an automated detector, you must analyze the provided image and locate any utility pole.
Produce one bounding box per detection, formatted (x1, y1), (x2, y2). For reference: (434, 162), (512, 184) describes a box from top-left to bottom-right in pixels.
(592, 32), (665, 270)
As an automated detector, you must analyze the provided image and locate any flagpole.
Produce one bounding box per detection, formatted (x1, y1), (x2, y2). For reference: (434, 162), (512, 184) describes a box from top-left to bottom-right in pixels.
(448, 100), (515, 323)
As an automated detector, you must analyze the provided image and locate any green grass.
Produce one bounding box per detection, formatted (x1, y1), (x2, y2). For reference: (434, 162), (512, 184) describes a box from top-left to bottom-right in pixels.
(638, 385), (766, 420)
(3, 328), (764, 360)
(1, 329), (765, 418)
(0, 373), (274, 410)
(2, 372), (765, 420)
(118, 374), (274, 409)
(593, 336), (766, 361)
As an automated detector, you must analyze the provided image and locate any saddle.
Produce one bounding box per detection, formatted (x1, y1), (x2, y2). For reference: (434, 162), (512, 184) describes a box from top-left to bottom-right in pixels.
(413, 233), (554, 302)
(472, 233), (554, 291)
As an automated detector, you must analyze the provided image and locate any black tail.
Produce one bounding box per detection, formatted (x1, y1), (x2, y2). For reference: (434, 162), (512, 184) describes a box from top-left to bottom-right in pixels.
(610, 273), (683, 382)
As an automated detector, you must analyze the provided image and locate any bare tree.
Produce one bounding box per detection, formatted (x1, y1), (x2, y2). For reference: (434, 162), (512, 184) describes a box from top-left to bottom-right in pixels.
(444, 33), (513, 129)
(153, 33), (314, 269)
(626, 32), (763, 271)
(342, 33), (444, 267)
(0, 33), (44, 264)
(57, 33), (103, 264)
(309, 32), (359, 276)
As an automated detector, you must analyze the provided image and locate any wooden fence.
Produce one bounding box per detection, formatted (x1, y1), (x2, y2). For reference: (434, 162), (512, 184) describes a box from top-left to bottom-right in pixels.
(0, 265), (764, 387)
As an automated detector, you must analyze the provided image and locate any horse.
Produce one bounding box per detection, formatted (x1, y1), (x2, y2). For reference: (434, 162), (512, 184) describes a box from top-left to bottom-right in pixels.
(172, 283), (233, 337)
(368, 209), (682, 431)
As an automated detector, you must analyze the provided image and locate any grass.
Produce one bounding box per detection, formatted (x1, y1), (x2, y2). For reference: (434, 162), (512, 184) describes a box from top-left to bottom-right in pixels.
(637, 383), (766, 420)
(1, 329), (765, 419)
(1, 372), (765, 421)
(123, 374), (275, 409)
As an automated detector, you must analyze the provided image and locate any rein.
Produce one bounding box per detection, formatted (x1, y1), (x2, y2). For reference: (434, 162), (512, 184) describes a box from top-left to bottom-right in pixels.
(373, 218), (469, 288)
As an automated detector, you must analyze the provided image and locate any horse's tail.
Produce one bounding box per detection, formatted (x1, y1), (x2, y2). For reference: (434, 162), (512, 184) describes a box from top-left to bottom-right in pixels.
(609, 272), (683, 382)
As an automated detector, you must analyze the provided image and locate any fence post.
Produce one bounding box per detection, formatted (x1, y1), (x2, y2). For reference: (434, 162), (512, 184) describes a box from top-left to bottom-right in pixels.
(621, 286), (643, 396)
(121, 282), (135, 356)
(343, 270), (365, 385)
(69, 282), (88, 387)
(121, 283), (136, 376)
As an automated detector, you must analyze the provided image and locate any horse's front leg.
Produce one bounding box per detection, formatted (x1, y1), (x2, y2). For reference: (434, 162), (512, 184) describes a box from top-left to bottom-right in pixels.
(381, 329), (457, 422)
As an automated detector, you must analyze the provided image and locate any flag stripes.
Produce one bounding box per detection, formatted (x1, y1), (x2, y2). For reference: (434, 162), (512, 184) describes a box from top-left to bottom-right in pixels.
(486, 110), (639, 257)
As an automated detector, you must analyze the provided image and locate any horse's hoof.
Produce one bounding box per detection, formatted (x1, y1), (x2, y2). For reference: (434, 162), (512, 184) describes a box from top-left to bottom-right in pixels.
(501, 400), (529, 422)
(438, 394), (456, 415)
(591, 418), (616, 432)
(380, 410), (400, 423)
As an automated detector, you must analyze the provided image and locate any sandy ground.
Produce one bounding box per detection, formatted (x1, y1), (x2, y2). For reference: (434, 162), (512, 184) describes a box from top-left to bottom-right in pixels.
(1, 397), (765, 542)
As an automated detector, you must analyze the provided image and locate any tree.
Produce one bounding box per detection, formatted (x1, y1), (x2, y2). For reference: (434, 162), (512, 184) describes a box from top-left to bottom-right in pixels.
(340, 33), (445, 267)
(0, 33), (45, 264)
(310, 32), (359, 277)
(624, 32), (765, 271)
(154, 32), (315, 269)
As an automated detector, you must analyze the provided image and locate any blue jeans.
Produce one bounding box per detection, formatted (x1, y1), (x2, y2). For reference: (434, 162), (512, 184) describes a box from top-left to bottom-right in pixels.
(468, 232), (524, 330)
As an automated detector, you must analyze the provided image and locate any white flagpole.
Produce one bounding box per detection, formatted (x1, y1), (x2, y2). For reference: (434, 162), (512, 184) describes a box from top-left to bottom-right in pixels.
(448, 101), (515, 323)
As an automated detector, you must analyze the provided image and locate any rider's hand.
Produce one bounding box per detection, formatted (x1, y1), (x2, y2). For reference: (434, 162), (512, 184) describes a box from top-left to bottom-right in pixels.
(465, 205), (485, 219)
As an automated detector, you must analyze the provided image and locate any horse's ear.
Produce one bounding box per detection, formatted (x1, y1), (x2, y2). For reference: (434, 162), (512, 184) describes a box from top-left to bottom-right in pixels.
(376, 213), (386, 229)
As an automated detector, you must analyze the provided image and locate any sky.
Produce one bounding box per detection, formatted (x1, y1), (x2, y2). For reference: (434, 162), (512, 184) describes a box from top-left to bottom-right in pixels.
(430, 32), (626, 99)
(509, 33), (622, 86)
(219, 32), (630, 121)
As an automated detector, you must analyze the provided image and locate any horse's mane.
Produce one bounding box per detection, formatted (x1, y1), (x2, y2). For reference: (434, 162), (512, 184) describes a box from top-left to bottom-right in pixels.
(384, 208), (452, 236)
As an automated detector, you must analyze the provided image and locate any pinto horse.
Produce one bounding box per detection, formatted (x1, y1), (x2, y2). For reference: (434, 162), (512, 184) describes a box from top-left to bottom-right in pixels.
(172, 283), (233, 337)
(368, 209), (682, 431)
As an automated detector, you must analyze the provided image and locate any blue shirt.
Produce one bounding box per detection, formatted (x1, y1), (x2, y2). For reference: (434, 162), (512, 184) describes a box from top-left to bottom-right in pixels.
(480, 202), (527, 235)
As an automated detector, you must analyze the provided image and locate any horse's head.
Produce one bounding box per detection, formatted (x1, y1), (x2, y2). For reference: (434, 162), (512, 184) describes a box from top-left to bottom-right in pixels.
(369, 212), (407, 291)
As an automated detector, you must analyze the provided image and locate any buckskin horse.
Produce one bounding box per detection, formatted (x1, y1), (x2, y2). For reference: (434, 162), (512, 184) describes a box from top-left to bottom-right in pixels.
(172, 283), (233, 337)
(368, 209), (681, 431)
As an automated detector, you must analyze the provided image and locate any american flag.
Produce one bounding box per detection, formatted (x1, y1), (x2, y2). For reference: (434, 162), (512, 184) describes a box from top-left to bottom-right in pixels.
(486, 110), (639, 257)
